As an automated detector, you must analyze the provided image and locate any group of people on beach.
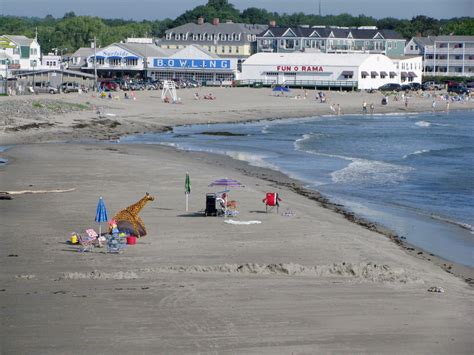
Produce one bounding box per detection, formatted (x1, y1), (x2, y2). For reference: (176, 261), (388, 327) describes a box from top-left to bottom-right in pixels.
(362, 101), (375, 114)
(193, 92), (216, 100)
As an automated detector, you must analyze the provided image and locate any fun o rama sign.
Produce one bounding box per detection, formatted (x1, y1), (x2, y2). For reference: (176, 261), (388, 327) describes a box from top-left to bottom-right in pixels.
(276, 65), (324, 72)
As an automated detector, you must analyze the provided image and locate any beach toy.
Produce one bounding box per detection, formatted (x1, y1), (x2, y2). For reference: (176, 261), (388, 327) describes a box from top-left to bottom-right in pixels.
(126, 236), (137, 245)
(70, 234), (78, 244)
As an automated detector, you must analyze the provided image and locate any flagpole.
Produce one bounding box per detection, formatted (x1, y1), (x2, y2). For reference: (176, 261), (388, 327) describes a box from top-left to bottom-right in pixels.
(186, 193), (189, 212)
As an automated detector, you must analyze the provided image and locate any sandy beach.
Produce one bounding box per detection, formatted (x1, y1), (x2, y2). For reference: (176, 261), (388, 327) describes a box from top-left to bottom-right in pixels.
(1, 88), (474, 353)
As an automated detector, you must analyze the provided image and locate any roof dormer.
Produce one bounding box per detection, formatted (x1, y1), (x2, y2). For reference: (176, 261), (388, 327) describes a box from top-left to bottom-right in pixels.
(373, 32), (385, 39)
(282, 28), (297, 37)
(309, 30), (321, 38)
(262, 30), (274, 37)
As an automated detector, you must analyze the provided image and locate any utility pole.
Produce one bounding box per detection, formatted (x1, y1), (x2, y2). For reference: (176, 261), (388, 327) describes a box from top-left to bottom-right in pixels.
(93, 36), (98, 91)
(319, 0), (322, 16)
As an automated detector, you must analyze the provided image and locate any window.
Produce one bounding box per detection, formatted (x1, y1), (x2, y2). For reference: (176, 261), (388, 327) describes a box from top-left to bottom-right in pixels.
(236, 46), (239, 53)
(208, 46), (212, 51)
(361, 73), (367, 79)
(109, 58), (121, 66)
(371, 72), (377, 79)
(380, 73), (386, 79)
(390, 73), (395, 79)
(166, 33), (172, 40)
(228, 46), (232, 53)
(126, 58), (138, 66)
(265, 72), (278, 76)
(410, 45), (414, 50)
(221, 46), (225, 53)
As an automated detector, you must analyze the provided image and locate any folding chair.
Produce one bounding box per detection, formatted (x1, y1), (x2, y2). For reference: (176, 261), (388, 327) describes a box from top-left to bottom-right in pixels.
(77, 233), (96, 252)
(263, 192), (282, 213)
(106, 234), (126, 253)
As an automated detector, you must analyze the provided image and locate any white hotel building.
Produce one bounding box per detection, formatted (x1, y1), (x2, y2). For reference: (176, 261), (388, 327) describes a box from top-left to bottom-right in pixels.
(405, 36), (474, 77)
(240, 52), (422, 90)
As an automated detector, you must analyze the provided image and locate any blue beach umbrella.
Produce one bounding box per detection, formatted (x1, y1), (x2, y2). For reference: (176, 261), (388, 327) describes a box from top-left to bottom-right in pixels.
(95, 196), (108, 236)
(272, 86), (290, 93)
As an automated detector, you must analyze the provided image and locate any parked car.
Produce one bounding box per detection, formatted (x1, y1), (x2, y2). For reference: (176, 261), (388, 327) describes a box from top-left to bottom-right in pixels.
(447, 85), (471, 95)
(378, 83), (401, 91)
(60, 82), (80, 93)
(400, 84), (412, 91)
(422, 81), (442, 90)
(33, 82), (58, 94)
(409, 82), (422, 91)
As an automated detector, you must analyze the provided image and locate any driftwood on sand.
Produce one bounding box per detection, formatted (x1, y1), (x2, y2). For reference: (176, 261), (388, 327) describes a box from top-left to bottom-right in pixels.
(2, 188), (76, 195)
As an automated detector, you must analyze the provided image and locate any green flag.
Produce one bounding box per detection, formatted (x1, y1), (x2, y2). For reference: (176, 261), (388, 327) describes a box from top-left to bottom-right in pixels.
(185, 173), (191, 195)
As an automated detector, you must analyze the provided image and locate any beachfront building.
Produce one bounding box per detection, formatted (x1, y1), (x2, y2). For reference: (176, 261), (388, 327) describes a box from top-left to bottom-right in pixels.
(81, 42), (172, 79)
(240, 52), (417, 90)
(0, 35), (41, 75)
(158, 17), (267, 62)
(68, 47), (95, 71)
(389, 55), (423, 84)
(41, 53), (62, 70)
(146, 44), (238, 84)
(256, 25), (406, 56)
(405, 36), (474, 77)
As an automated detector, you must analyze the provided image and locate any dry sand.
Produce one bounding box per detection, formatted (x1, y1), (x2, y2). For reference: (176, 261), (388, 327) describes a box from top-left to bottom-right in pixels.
(1, 88), (474, 353)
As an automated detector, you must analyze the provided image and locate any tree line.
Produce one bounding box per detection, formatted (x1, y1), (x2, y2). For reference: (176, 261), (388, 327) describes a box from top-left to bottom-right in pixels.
(0, 0), (472, 54)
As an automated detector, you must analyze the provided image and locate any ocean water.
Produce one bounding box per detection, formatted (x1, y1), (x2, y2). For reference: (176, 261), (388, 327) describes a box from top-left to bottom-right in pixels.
(122, 111), (474, 267)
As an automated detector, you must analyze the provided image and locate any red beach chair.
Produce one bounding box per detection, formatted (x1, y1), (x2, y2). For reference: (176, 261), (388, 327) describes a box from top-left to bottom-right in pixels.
(263, 192), (282, 213)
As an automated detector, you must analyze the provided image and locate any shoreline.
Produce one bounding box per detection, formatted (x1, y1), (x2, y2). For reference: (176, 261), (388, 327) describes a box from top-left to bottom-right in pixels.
(144, 144), (474, 285)
(3, 139), (473, 283)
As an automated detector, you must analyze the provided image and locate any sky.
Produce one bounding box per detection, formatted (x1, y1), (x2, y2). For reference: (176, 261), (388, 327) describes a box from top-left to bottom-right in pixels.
(2, 0), (472, 20)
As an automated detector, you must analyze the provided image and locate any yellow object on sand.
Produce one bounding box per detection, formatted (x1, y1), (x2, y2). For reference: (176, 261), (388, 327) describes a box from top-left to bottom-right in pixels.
(70, 234), (78, 244)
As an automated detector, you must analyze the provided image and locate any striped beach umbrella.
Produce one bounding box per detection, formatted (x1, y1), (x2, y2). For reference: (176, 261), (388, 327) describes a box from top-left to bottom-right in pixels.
(95, 196), (108, 236)
(209, 178), (245, 188)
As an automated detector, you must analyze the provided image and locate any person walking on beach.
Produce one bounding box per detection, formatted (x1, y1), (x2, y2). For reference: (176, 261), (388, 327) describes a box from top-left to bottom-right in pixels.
(329, 104), (336, 114)
(362, 101), (367, 113)
(336, 104), (341, 115)
(432, 100), (436, 112)
(446, 101), (450, 112)
(370, 103), (374, 114)
(405, 96), (409, 109)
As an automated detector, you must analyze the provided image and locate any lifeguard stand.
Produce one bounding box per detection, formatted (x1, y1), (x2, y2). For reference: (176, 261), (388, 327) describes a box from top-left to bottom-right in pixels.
(161, 80), (178, 102)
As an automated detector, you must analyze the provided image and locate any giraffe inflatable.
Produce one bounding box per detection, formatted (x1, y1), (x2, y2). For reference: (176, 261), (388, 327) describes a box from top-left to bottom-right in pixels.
(111, 192), (154, 237)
